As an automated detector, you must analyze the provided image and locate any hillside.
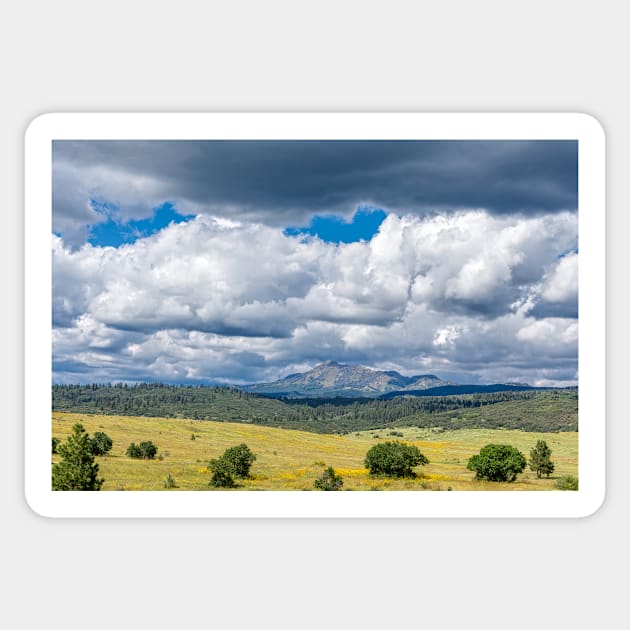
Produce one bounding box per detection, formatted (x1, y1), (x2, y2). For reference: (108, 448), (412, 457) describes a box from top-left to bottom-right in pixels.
(392, 390), (578, 431)
(52, 384), (578, 433)
(52, 412), (578, 491)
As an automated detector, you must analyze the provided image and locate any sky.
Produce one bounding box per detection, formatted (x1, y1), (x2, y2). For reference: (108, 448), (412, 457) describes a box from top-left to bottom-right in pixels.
(52, 140), (579, 386)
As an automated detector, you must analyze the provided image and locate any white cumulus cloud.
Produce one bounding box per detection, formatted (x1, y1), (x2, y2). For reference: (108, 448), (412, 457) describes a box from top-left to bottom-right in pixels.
(53, 210), (578, 386)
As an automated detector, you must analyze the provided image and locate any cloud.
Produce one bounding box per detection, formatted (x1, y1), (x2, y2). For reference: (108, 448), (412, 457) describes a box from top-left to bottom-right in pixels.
(542, 251), (578, 302)
(53, 140), (578, 246)
(53, 210), (578, 386)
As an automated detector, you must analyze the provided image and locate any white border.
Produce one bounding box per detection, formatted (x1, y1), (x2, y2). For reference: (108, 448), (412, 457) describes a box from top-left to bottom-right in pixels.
(25, 113), (605, 518)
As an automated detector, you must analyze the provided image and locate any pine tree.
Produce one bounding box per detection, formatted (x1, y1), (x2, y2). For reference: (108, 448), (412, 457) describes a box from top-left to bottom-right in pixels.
(529, 440), (555, 478)
(52, 423), (104, 490)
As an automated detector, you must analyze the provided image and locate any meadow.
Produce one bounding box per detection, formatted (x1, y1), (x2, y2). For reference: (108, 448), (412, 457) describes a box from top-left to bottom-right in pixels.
(52, 412), (578, 491)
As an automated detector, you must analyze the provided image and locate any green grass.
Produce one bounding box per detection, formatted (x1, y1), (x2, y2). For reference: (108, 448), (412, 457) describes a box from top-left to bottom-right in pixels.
(52, 412), (578, 491)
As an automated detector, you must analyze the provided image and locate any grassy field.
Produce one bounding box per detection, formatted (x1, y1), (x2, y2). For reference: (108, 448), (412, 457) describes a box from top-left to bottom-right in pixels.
(52, 412), (578, 491)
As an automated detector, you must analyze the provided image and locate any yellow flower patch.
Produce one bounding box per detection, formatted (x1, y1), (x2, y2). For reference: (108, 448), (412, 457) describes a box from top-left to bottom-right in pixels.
(335, 468), (369, 477)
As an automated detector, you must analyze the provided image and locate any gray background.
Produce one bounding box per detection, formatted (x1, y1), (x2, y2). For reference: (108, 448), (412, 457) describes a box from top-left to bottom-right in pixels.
(2, 1), (626, 627)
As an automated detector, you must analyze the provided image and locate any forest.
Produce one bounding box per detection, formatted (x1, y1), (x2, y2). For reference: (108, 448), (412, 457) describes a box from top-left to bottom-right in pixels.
(52, 383), (578, 434)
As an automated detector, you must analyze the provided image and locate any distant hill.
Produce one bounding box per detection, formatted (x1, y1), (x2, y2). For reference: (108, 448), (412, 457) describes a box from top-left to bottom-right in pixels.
(379, 383), (551, 399)
(52, 383), (578, 433)
(240, 360), (450, 398)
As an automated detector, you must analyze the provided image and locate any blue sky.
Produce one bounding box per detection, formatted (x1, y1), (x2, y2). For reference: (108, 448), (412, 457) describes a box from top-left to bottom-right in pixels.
(87, 202), (195, 248)
(284, 208), (387, 243)
(84, 203), (387, 248)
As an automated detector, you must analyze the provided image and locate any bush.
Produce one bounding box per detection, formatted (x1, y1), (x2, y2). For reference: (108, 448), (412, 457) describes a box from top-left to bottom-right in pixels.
(314, 467), (344, 491)
(52, 437), (60, 454)
(529, 440), (555, 478)
(220, 443), (256, 478)
(208, 443), (257, 487)
(163, 473), (177, 489)
(52, 423), (104, 491)
(91, 431), (113, 456)
(209, 457), (236, 488)
(126, 443), (141, 458)
(126, 441), (158, 459)
(467, 444), (527, 482)
(555, 475), (578, 490)
(364, 441), (429, 477)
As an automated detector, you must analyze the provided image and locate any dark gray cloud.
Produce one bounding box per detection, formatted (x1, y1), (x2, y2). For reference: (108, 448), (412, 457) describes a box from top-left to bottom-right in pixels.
(53, 140), (578, 244)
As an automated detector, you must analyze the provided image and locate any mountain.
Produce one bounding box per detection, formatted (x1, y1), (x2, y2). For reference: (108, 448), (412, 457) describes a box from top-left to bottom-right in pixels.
(240, 361), (451, 398)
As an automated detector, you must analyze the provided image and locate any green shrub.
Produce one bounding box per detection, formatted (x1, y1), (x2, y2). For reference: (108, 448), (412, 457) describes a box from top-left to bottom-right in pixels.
(207, 443), (257, 487)
(126, 441), (158, 459)
(314, 467), (344, 491)
(52, 437), (60, 454)
(555, 475), (578, 490)
(140, 441), (158, 459)
(467, 444), (527, 482)
(91, 431), (113, 456)
(209, 457), (236, 488)
(364, 441), (429, 477)
(52, 423), (104, 491)
(221, 443), (256, 478)
(126, 443), (141, 458)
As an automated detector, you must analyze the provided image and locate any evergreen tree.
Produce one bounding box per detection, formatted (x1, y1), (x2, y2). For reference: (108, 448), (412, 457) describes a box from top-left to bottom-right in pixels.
(52, 423), (104, 490)
(529, 440), (555, 478)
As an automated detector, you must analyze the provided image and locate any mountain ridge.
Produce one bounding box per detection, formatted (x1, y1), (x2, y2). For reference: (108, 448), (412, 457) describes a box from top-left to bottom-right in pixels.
(240, 361), (454, 398)
(237, 361), (549, 398)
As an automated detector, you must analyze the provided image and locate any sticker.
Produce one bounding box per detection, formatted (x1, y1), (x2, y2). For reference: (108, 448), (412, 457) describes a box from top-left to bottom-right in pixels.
(25, 113), (605, 517)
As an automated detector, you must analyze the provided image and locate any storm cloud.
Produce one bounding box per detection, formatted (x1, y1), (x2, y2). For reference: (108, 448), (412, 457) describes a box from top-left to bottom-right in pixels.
(53, 140), (578, 247)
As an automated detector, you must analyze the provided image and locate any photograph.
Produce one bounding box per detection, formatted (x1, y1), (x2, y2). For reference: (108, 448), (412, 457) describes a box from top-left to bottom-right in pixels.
(50, 134), (581, 491)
